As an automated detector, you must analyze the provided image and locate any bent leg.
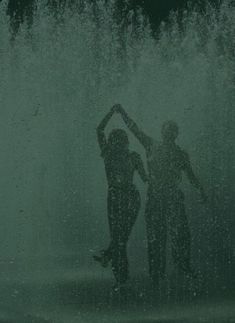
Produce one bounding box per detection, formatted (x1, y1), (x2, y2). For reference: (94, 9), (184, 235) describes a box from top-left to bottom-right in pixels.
(109, 187), (141, 284)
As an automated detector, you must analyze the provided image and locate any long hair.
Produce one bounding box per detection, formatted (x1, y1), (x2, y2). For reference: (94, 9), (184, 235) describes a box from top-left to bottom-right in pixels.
(107, 129), (129, 153)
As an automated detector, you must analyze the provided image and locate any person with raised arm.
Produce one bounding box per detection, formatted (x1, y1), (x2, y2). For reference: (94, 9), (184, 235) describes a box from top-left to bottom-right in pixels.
(115, 104), (207, 286)
(94, 105), (148, 291)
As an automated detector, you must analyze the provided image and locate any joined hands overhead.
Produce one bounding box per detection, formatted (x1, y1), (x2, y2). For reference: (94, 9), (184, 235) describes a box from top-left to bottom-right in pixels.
(111, 104), (124, 114)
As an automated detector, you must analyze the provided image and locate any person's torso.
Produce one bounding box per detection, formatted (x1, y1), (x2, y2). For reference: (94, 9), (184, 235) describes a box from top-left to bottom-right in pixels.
(103, 150), (136, 189)
(146, 141), (186, 191)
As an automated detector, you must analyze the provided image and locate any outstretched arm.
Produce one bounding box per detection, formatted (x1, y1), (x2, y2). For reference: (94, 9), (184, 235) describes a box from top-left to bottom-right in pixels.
(116, 105), (153, 151)
(96, 106), (115, 152)
(184, 152), (207, 202)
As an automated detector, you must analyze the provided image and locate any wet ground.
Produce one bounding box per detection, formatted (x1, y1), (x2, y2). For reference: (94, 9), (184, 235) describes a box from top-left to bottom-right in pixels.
(0, 255), (234, 323)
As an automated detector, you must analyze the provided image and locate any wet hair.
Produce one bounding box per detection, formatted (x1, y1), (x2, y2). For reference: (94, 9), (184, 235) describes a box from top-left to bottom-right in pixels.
(108, 129), (129, 151)
(161, 120), (179, 141)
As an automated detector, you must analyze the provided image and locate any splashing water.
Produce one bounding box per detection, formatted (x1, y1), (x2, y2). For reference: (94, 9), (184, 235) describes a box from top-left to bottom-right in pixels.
(0, 0), (234, 292)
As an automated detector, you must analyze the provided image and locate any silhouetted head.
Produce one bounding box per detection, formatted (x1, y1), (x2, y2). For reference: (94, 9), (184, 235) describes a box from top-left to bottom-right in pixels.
(161, 120), (179, 143)
(108, 129), (129, 152)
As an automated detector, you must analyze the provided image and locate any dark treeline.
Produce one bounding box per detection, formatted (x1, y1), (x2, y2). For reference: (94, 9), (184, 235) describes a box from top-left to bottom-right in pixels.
(5, 0), (221, 33)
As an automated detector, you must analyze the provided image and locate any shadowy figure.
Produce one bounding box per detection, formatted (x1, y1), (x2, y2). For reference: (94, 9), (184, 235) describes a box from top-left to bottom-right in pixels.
(94, 105), (148, 290)
(116, 104), (207, 285)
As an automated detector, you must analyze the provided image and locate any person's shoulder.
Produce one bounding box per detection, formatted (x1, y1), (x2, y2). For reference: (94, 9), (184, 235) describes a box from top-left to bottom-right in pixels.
(177, 146), (190, 163)
(180, 147), (189, 157)
(176, 145), (186, 154)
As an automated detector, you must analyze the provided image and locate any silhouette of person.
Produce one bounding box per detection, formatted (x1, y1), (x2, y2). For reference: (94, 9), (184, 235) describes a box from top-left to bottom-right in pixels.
(116, 104), (207, 285)
(94, 105), (148, 290)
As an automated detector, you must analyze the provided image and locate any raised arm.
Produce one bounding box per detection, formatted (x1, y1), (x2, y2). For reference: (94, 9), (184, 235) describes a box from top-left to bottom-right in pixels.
(183, 152), (207, 202)
(96, 107), (115, 152)
(116, 105), (153, 151)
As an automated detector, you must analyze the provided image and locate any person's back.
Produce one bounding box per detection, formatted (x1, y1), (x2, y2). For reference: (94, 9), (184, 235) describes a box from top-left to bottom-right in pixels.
(148, 141), (186, 190)
(104, 148), (144, 189)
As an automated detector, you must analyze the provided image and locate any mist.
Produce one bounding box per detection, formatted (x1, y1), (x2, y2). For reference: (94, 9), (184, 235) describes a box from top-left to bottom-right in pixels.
(0, 0), (234, 321)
